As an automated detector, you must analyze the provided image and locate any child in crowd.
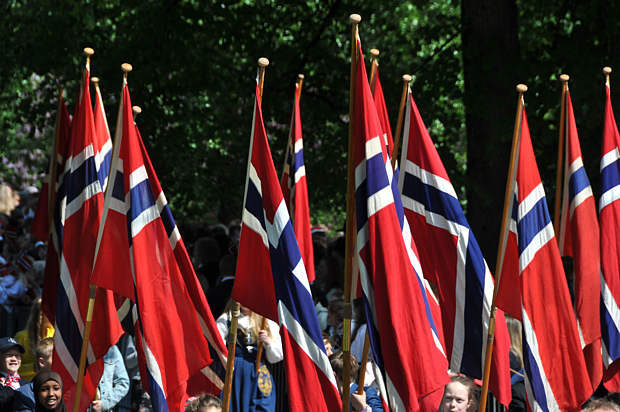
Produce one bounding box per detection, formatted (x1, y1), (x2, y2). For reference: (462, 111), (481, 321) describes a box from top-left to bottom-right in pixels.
(0, 337), (28, 412)
(441, 375), (477, 412)
(329, 352), (383, 412)
(185, 394), (222, 412)
(14, 337), (54, 412)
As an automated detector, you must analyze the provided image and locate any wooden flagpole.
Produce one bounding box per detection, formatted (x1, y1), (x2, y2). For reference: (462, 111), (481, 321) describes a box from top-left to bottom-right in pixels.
(478, 84), (528, 412)
(47, 84), (64, 237)
(224, 57), (269, 412)
(553, 74), (570, 236)
(253, 57), (271, 376)
(369, 49), (379, 93)
(132, 106), (142, 122)
(343, 13), (361, 412)
(391, 74), (412, 170)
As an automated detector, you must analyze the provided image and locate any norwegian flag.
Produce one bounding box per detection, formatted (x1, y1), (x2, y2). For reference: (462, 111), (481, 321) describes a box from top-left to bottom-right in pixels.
(280, 79), (315, 282)
(231, 80), (342, 412)
(353, 40), (449, 411)
(30, 94), (72, 243)
(92, 79), (113, 193)
(398, 88), (512, 406)
(16, 251), (34, 274)
(371, 66), (394, 156)
(41, 88), (78, 326)
(557, 87), (602, 389)
(495, 103), (592, 412)
(49, 64), (124, 412)
(90, 78), (226, 411)
(599, 75), (620, 391)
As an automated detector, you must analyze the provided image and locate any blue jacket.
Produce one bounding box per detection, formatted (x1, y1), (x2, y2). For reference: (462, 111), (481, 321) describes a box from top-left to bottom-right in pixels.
(99, 345), (130, 412)
(13, 382), (34, 412)
(350, 383), (383, 412)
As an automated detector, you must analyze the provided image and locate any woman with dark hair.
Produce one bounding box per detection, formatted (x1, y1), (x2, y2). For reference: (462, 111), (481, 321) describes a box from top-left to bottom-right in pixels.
(33, 370), (67, 412)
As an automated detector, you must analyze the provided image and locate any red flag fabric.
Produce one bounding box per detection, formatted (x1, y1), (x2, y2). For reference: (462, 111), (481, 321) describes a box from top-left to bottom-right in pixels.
(49, 66), (124, 412)
(280, 81), (315, 282)
(232, 81), (342, 412)
(557, 89), (602, 389)
(91, 79), (225, 411)
(599, 75), (620, 391)
(92, 79), (113, 193)
(371, 66), (394, 156)
(398, 89), (512, 406)
(353, 40), (449, 411)
(495, 104), (592, 412)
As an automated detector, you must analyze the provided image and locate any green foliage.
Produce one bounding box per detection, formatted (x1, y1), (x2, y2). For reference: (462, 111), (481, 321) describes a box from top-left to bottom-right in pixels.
(0, 0), (464, 227)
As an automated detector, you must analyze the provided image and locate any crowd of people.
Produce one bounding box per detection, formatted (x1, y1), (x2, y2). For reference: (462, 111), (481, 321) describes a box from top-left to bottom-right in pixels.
(2, 178), (620, 412)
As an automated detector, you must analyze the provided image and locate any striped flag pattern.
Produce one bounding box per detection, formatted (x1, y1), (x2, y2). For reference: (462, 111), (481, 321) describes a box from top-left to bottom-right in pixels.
(557, 87), (602, 389)
(280, 79), (315, 282)
(50, 65), (124, 412)
(91, 79), (226, 411)
(232, 81), (342, 412)
(353, 40), (449, 412)
(599, 76), (620, 390)
(92, 79), (113, 193)
(495, 104), (592, 412)
(398, 88), (512, 406)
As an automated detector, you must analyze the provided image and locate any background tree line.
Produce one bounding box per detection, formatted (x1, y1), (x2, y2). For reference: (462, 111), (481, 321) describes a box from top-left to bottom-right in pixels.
(1, 0), (619, 265)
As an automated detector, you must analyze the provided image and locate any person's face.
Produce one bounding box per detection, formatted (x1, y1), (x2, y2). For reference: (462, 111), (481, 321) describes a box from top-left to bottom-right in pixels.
(324, 340), (333, 356)
(38, 355), (52, 371)
(38, 380), (62, 410)
(442, 382), (471, 412)
(1, 347), (22, 374)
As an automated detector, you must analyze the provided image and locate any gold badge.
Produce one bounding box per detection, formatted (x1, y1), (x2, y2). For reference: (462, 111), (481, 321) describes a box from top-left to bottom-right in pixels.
(257, 364), (272, 397)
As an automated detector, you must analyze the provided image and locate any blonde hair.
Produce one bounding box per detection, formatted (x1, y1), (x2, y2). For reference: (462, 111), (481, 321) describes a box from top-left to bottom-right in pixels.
(0, 185), (16, 215)
(25, 297), (44, 355)
(223, 299), (275, 341)
(505, 315), (523, 369)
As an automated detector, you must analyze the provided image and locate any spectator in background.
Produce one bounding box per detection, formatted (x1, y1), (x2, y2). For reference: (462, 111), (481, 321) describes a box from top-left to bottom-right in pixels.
(14, 337), (54, 412)
(315, 256), (344, 302)
(32, 370), (67, 412)
(193, 237), (221, 291)
(91, 346), (129, 412)
(441, 375), (477, 412)
(0, 337), (28, 412)
(329, 352), (383, 412)
(185, 394), (222, 412)
(14, 297), (55, 380)
(206, 255), (236, 319)
(311, 284), (329, 331)
(0, 186), (16, 217)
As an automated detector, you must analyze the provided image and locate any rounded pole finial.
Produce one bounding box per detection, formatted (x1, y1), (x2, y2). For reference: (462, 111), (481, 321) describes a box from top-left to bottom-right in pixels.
(559, 74), (570, 82)
(91, 77), (99, 84)
(370, 49), (380, 57)
(604, 67), (612, 75)
(84, 47), (94, 57)
(350, 14), (361, 24)
(402, 74), (412, 82)
(121, 63), (133, 73)
(258, 58), (269, 68)
(297, 74), (305, 80)
(132, 106), (142, 115)
(516, 84), (528, 93)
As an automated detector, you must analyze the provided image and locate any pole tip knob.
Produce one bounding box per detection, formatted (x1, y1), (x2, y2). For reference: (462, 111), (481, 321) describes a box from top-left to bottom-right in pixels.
(297, 74), (305, 80)
(516, 84), (528, 93)
(258, 57), (269, 68)
(604, 67), (612, 75)
(132, 106), (142, 115)
(350, 14), (361, 24)
(121, 63), (133, 73)
(403, 74), (412, 82)
(370, 48), (380, 57)
(91, 77), (99, 84)
(559, 74), (570, 82)
(84, 47), (94, 56)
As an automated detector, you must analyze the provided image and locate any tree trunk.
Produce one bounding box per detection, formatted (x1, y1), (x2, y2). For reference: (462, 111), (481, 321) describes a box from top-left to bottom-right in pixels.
(461, 0), (520, 270)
